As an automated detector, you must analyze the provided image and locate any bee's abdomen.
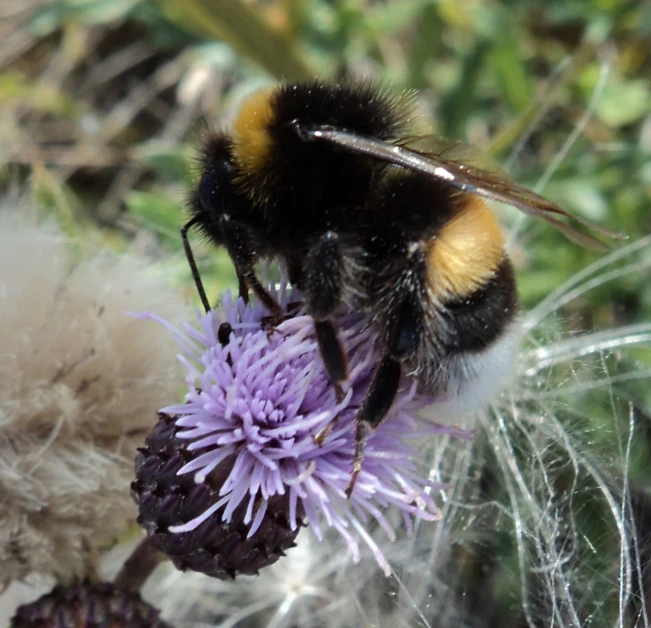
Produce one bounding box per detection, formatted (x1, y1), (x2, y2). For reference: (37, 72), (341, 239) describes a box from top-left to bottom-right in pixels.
(438, 258), (518, 354)
(425, 196), (507, 301)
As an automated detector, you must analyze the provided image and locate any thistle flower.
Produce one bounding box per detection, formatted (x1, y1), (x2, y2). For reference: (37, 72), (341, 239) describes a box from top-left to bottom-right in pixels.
(0, 205), (185, 585)
(142, 236), (651, 628)
(10, 581), (172, 628)
(133, 283), (471, 577)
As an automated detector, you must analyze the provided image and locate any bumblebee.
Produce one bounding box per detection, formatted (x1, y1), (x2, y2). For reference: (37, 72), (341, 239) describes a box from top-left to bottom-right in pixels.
(185, 81), (624, 493)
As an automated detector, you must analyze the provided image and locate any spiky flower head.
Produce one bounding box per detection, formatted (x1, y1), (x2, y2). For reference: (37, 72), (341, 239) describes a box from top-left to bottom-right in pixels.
(10, 581), (172, 628)
(133, 411), (303, 579)
(133, 283), (472, 577)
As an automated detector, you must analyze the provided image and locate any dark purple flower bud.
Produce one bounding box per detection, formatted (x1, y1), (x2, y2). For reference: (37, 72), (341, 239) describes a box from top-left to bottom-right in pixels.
(133, 412), (303, 579)
(10, 581), (171, 627)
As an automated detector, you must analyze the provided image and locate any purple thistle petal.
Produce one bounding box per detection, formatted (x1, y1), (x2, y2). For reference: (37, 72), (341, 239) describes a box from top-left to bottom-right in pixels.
(143, 282), (473, 575)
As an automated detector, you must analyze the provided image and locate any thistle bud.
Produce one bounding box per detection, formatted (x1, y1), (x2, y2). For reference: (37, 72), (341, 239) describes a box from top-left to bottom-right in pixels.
(132, 413), (302, 579)
(10, 581), (172, 628)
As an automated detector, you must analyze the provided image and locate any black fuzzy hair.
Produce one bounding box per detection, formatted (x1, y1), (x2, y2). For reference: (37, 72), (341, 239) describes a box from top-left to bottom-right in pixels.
(234, 81), (414, 224)
(272, 80), (412, 141)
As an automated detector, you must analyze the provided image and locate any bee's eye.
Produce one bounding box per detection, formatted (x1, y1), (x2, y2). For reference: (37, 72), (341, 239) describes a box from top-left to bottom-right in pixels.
(199, 170), (218, 213)
(198, 157), (236, 216)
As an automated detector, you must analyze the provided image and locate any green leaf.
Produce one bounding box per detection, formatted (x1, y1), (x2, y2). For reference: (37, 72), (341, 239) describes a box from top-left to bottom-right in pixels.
(154, 0), (314, 80)
(439, 40), (491, 137)
(126, 190), (184, 248)
(487, 31), (534, 114)
(407, 3), (443, 89)
(30, 0), (140, 34)
(590, 74), (650, 127)
(136, 142), (195, 182)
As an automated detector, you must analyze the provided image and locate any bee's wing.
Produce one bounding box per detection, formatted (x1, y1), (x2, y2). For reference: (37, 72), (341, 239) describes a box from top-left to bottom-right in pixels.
(399, 135), (627, 251)
(397, 134), (509, 175)
(294, 123), (627, 251)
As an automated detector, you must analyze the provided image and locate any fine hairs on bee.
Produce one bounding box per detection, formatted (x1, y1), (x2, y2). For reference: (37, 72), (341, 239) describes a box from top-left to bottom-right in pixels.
(183, 80), (624, 495)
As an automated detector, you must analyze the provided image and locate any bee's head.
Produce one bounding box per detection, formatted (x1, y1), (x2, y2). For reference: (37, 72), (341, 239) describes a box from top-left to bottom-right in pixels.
(189, 133), (242, 245)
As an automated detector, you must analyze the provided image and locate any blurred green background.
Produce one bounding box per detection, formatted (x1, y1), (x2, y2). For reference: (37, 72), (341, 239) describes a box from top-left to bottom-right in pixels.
(1, 1), (650, 626)
(2, 0), (649, 311)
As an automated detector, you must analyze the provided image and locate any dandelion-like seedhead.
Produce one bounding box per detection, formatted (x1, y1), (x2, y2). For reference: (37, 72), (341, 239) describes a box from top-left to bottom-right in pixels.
(0, 205), (184, 585)
(134, 283), (471, 577)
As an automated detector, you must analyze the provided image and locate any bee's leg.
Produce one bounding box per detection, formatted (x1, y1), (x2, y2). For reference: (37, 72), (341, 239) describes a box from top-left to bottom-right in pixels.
(217, 214), (283, 320)
(346, 356), (402, 497)
(181, 216), (211, 313)
(357, 356), (403, 428)
(347, 289), (422, 497)
(304, 231), (351, 404)
(236, 270), (249, 304)
(283, 259), (304, 312)
(313, 321), (347, 404)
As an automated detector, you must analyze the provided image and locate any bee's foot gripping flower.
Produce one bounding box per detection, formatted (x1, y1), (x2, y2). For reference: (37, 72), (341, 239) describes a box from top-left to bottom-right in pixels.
(10, 581), (171, 628)
(132, 284), (473, 577)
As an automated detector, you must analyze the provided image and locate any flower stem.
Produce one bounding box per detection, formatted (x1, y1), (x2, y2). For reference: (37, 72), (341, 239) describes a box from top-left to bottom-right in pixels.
(114, 537), (164, 592)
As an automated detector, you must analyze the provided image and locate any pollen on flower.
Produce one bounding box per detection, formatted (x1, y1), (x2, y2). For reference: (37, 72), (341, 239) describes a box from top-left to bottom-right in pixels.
(133, 283), (472, 576)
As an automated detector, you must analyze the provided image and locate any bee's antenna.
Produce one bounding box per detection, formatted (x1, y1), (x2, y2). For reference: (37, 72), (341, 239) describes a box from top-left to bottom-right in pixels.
(181, 217), (211, 313)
